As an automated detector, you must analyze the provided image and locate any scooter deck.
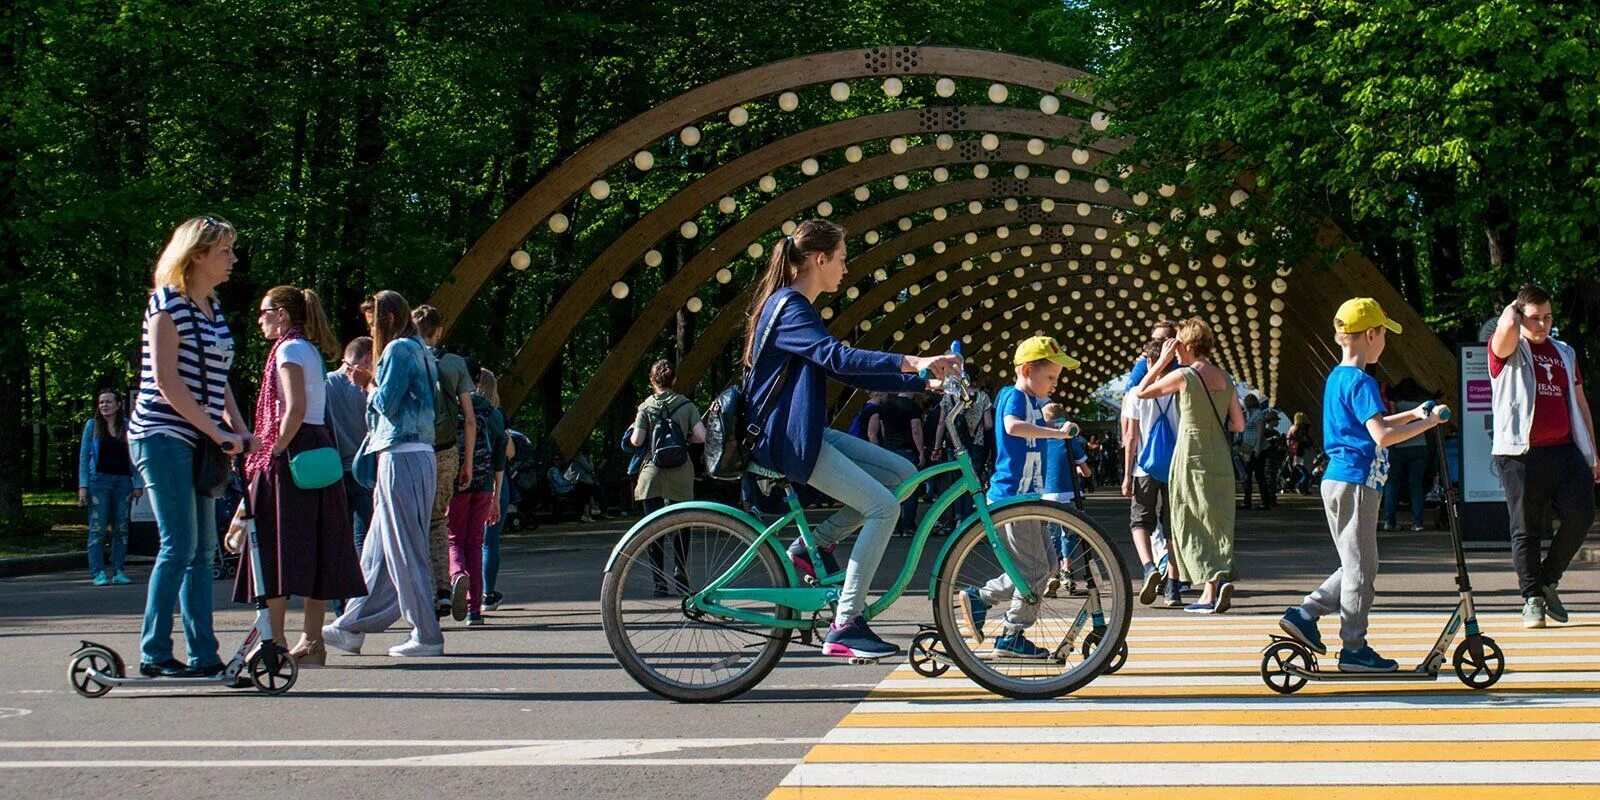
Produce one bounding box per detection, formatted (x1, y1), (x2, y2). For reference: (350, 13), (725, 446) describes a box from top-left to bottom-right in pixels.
(1268, 636), (1442, 682)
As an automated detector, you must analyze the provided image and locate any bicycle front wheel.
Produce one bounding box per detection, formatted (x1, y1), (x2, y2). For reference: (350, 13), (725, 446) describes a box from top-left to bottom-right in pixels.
(601, 508), (793, 702)
(932, 501), (1132, 699)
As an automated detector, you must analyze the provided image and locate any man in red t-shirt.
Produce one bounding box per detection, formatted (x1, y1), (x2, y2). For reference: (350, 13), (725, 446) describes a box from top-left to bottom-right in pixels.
(1488, 285), (1599, 629)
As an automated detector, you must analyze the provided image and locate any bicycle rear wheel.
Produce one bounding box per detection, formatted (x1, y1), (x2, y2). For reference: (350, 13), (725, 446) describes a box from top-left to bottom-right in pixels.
(601, 508), (793, 702)
(932, 501), (1132, 699)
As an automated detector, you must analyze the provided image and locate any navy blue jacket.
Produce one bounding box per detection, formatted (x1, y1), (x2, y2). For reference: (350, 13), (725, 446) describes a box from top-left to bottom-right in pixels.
(747, 288), (924, 482)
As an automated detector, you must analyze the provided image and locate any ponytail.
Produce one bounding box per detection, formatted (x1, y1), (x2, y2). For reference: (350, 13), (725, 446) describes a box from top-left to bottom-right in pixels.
(264, 285), (340, 358)
(742, 220), (846, 367)
(299, 289), (339, 358)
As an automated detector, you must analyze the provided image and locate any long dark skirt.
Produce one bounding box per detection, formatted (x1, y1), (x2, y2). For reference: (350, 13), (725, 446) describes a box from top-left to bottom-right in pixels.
(233, 424), (367, 603)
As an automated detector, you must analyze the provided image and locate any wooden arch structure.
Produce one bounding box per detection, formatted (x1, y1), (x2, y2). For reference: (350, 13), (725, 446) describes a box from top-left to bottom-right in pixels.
(424, 46), (1455, 457)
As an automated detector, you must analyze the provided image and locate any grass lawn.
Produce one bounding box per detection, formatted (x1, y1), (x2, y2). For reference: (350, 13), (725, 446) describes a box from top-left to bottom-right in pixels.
(3, 492), (91, 559)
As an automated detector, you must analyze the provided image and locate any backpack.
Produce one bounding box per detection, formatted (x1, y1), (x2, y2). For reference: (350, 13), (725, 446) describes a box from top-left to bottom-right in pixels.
(705, 293), (792, 481)
(1136, 396), (1176, 484)
(456, 397), (497, 494)
(647, 396), (691, 469)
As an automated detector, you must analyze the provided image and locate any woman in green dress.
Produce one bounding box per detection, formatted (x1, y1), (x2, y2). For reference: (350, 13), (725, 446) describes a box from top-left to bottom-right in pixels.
(1134, 317), (1244, 613)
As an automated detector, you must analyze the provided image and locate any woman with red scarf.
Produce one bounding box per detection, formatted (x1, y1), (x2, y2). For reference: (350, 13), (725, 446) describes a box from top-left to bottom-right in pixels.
(225, 286), (365, 665)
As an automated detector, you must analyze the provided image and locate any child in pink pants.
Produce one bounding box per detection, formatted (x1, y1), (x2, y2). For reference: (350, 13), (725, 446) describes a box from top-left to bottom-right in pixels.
(446, 383), (506, 624)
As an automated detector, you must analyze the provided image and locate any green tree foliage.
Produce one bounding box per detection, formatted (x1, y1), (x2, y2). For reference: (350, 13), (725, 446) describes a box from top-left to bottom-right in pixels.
(2, 0), (1098, 504)
(1087, 0), (1600, 373)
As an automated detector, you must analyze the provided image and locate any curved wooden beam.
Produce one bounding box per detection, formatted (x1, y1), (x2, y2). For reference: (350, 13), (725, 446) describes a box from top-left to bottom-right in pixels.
(498, 107), (1122, 412)
(427, 47), (1102, 336)
(676, 184), (1150, 399)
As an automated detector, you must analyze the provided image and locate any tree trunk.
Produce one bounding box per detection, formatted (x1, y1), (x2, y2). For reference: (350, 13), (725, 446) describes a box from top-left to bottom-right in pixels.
(0, 1), (26, 515)
(336, 12), (391, 341)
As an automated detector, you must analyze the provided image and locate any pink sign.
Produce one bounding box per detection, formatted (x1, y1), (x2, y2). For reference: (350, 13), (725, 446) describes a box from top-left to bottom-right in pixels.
(1466, 380), (1492, 410)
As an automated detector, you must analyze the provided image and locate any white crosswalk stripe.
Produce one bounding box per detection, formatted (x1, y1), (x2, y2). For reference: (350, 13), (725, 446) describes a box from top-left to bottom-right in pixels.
(767, 612), (1600, 800)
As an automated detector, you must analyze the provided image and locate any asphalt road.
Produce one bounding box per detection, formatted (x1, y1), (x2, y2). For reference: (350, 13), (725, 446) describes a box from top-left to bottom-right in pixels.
(1, 492), (1592, 799)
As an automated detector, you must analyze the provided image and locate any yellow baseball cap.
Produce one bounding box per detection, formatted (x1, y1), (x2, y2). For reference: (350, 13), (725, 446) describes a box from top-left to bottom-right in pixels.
(1013, 335), (1081, 369)
(1333, 297), (1402, 335)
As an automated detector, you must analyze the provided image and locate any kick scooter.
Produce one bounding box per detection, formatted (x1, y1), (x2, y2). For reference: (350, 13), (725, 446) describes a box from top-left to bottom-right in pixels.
(68, 457), (298, 697)
(1259, 402), (1506, 694)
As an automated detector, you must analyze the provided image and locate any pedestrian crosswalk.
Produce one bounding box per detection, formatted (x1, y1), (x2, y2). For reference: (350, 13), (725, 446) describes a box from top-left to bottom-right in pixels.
(768, 613), (1600, 799)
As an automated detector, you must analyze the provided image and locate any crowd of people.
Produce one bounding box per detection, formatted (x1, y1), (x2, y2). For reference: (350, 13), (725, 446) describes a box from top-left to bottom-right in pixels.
(78, 213), (1596, 676)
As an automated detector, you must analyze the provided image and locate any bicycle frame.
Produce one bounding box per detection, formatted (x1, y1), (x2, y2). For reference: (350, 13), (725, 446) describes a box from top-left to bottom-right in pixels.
(682, 446), (1034, 630)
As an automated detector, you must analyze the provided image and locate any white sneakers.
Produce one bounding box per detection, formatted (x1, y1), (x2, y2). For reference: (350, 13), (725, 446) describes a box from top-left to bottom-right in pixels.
(320, 624), (443, 658)
(321, 624), (364, 655)
(387, 639), (445, 658)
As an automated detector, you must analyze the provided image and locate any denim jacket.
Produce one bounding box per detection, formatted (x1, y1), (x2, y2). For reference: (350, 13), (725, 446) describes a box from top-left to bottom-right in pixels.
(78, 418), (143, 490)
(364, 336), (438, 453)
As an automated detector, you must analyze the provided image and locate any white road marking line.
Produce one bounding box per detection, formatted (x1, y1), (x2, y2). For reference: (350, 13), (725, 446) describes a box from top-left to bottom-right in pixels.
(779, 761), (1600, 786)
(0, 738), (816, 768)
(819, 723), (1600, 743)
(0, 737), (817, 749)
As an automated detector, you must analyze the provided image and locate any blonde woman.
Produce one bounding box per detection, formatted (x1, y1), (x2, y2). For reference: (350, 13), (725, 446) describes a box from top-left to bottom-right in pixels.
(128, 216), (255, 678)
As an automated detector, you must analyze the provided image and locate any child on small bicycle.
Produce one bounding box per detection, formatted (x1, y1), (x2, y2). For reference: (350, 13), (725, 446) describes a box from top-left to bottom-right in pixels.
(955, 336), (1079, 659)
(1042, 402), (1090, 596)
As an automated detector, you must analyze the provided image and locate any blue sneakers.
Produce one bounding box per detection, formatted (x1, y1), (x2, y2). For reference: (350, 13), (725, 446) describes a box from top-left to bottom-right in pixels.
(788, 538), (840, 583)
(91, 571), (109, 587)
(1338, 645), (1399, 673)
(823, 615), (900, 659)
(956, 586), (989, 643)
(1278, 607), (1327, 655)
(984, 630), (1051, 660)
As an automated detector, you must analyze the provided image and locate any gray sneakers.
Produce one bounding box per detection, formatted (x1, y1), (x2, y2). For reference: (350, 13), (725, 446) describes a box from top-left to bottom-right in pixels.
(1522, 596), (1546, 629)
(1540, 585), (1570, 624)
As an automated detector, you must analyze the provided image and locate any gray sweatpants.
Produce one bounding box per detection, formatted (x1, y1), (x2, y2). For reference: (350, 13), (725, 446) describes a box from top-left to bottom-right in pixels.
(1300, 480), (1381, 651)
(979, 521), (1057, 631)
(332, 450), (444, 647)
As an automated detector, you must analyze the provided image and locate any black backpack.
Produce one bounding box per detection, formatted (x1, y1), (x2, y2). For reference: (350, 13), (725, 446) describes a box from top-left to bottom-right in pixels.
(647, 397), (691, 469)
(704, 294), (792, 481)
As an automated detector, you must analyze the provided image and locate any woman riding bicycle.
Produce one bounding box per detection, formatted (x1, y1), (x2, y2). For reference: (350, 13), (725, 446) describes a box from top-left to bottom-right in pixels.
(743, 220), (961, 661)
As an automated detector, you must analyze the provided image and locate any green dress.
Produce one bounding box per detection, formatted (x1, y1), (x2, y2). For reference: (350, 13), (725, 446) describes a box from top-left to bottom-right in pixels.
(1169, 367), (1237, 584)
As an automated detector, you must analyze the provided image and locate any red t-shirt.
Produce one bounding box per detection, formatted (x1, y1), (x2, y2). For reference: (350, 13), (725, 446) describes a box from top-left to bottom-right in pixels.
(1489, 339), (1582, 447)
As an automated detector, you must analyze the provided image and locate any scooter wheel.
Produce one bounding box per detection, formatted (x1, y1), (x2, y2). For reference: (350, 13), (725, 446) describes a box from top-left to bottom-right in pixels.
(1081, 631), (1128, 674)
(909, 630), (950, 678)
(68, 647), (121, 698)
(247, 645), (298, 695)
(1453, 636), (1505, 690)
(1261, 641), (1311, 695)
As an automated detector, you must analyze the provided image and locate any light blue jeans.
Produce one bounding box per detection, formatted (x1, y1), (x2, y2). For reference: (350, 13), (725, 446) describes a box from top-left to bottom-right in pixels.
(805, 428), (917, 621)
(130, 435), (219, 668)
(86, 473), (133, 575)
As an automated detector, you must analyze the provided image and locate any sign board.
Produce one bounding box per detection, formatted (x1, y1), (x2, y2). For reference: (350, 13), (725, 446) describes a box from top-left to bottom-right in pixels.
(1458, 346), (1503, 503)
(1456, 344), (1509, 546)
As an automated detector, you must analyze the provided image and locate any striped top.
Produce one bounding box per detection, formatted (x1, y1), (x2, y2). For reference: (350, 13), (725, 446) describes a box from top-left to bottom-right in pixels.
(129, 286), (235, 445)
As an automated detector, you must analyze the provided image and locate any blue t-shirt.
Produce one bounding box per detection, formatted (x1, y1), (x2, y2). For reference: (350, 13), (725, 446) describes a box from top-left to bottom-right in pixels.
(988, 386), (1049, 502)
(1322, 365), (1390, 488)
(1043, 433), (1088, 496)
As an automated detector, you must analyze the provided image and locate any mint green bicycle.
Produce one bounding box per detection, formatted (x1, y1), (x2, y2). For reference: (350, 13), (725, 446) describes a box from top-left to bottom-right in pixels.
(600, 375), (1132, 701)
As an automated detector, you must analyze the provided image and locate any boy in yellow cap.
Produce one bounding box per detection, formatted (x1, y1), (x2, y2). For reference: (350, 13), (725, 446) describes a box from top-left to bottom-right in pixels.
(1277, 298), (1449, 672)
(955, 335), (1080, 659)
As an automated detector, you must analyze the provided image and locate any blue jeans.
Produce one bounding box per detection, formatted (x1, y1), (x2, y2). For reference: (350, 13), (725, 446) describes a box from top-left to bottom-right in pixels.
(482, 485), (511, 595)
(1383, 446), (1428, 527)
(130, 435), (219, 668)
(805, 429), (916, 620)
(86, 473), (133, 574)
